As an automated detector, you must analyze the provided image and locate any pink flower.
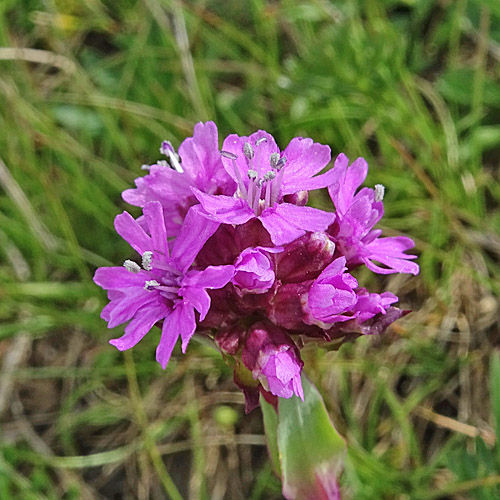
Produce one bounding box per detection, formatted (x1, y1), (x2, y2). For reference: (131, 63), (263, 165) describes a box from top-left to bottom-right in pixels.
(93, 202), (234, 368)
(122, 122), (236, 236)
(232, 246), (282, 294)
(192, 131), (336, 245)
(303, 257), (358, 327)
(242, 322), (304, 400)
(328, 154), (419, 275)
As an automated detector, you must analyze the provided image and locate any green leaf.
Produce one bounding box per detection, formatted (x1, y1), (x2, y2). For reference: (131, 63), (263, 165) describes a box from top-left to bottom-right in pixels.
(277, 375), (346, 500)
(261, 396), (281, 477)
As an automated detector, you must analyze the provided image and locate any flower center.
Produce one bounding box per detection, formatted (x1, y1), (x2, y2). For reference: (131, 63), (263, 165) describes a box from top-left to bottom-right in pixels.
(221, 138), (287, 216)
(124, 251), (183, 301)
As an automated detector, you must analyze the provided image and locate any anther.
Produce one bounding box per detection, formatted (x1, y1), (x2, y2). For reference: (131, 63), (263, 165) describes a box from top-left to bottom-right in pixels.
(247, 169), (258, 180)
(276, 156), (287, 169)
(123, 260), (141, 273)
(157, 160), (169, 168)
(255, 137), (267, 146)
(142, 251), (153, 271)
(144, 280), (160, 291)
(270, 152), (280, 168)
(221, 150), (238, 160)
(243, 142), (255, 160)
(263, 170), (276, 181)
(374, 184), (385, 202)
(141, 164), (151, 170)
(160, 140), (175, 155)
(166, 151), (183, 173)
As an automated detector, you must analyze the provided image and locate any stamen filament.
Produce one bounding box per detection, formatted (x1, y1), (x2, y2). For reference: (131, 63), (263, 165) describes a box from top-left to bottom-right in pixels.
(271, 167), (285, 205)
(252, 181), (263, 214)
(221, 151), (247, 198)
(264, 180), (271, 208)
(232, 159), (247, 197)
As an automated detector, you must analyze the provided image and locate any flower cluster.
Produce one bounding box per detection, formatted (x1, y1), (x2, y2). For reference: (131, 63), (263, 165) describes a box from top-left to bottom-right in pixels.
(94, 122), (418, 412)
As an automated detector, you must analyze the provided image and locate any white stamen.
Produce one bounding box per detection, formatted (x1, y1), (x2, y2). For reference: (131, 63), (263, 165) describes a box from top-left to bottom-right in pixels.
(252, 182), (262, 214)
(160, 140), (174, 155)
(222, 151), (247, 197)
(144, 280), (160, 290)
(157, 160), (169, 168)
(221, 150), (238, 160)
(276, 156), (287, 169)
(141, 164), (151, 170)
(270, 152), (280, 168)
(123, 260), (141, 273)
(374, 184), (385, 202)
(166, 150), (183, 173)
(142, 251), (153, 271)
(255, 137), (267, 146)
(243, 142), (254, 159)
(247, 169), (258, 180)
(264, 180), (271, 207)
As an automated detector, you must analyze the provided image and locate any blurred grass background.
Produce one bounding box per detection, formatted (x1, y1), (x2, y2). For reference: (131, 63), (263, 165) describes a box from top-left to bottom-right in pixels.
(0, 0), (499, 499)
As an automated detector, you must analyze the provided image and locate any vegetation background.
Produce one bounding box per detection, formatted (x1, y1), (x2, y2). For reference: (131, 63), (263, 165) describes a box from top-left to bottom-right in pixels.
(0, 0), (499, 499)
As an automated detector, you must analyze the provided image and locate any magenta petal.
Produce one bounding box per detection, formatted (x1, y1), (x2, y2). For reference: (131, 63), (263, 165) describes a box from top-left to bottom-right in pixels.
(155, 310), (177, 369)
(317, 256), (347, 281)
(108, 291), (157, 328)
(181, 286), (211, 320)
(192, 188), (254, 225)
(178, 304), (197, 352)
(260, 203), (335, 245)
(171, 205), (220, 272)
(364, 255), (420, 275)
(109, 304), (167, 351)
(259, 208), (305, 246)
(281, 166), (339, 195)
(122, 177), (148, 206)
(328, 154), (368, 215)
(364, 236), (419, 275)
(367, 235), (417, 254)
(94, 267), (146, 290)
(222, 131), (279, 178)
(183, 265), (235, 289)
(283, 137), (331, 176)
(143, 201), (169, 258)
(178, 121), (219, 179)
(156, 303), (197, 367)
(114, 211), (151, 255)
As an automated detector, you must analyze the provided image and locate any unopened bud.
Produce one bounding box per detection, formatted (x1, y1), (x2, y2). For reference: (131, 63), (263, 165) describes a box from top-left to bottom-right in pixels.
(276, 232), (335, 283)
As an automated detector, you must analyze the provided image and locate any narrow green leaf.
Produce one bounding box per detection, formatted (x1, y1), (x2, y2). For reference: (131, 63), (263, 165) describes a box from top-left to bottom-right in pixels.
(277, 375), (346, 500)
(261, 395), (281, 477)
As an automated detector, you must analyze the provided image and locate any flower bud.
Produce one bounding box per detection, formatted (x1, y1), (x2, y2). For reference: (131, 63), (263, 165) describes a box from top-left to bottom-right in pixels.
(267, 282), (309, 330)
(276, 232), (335, 283)
(303, 257), (358, 327)
(241, 321), (304, 400)
(232, 247), (281, 294)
